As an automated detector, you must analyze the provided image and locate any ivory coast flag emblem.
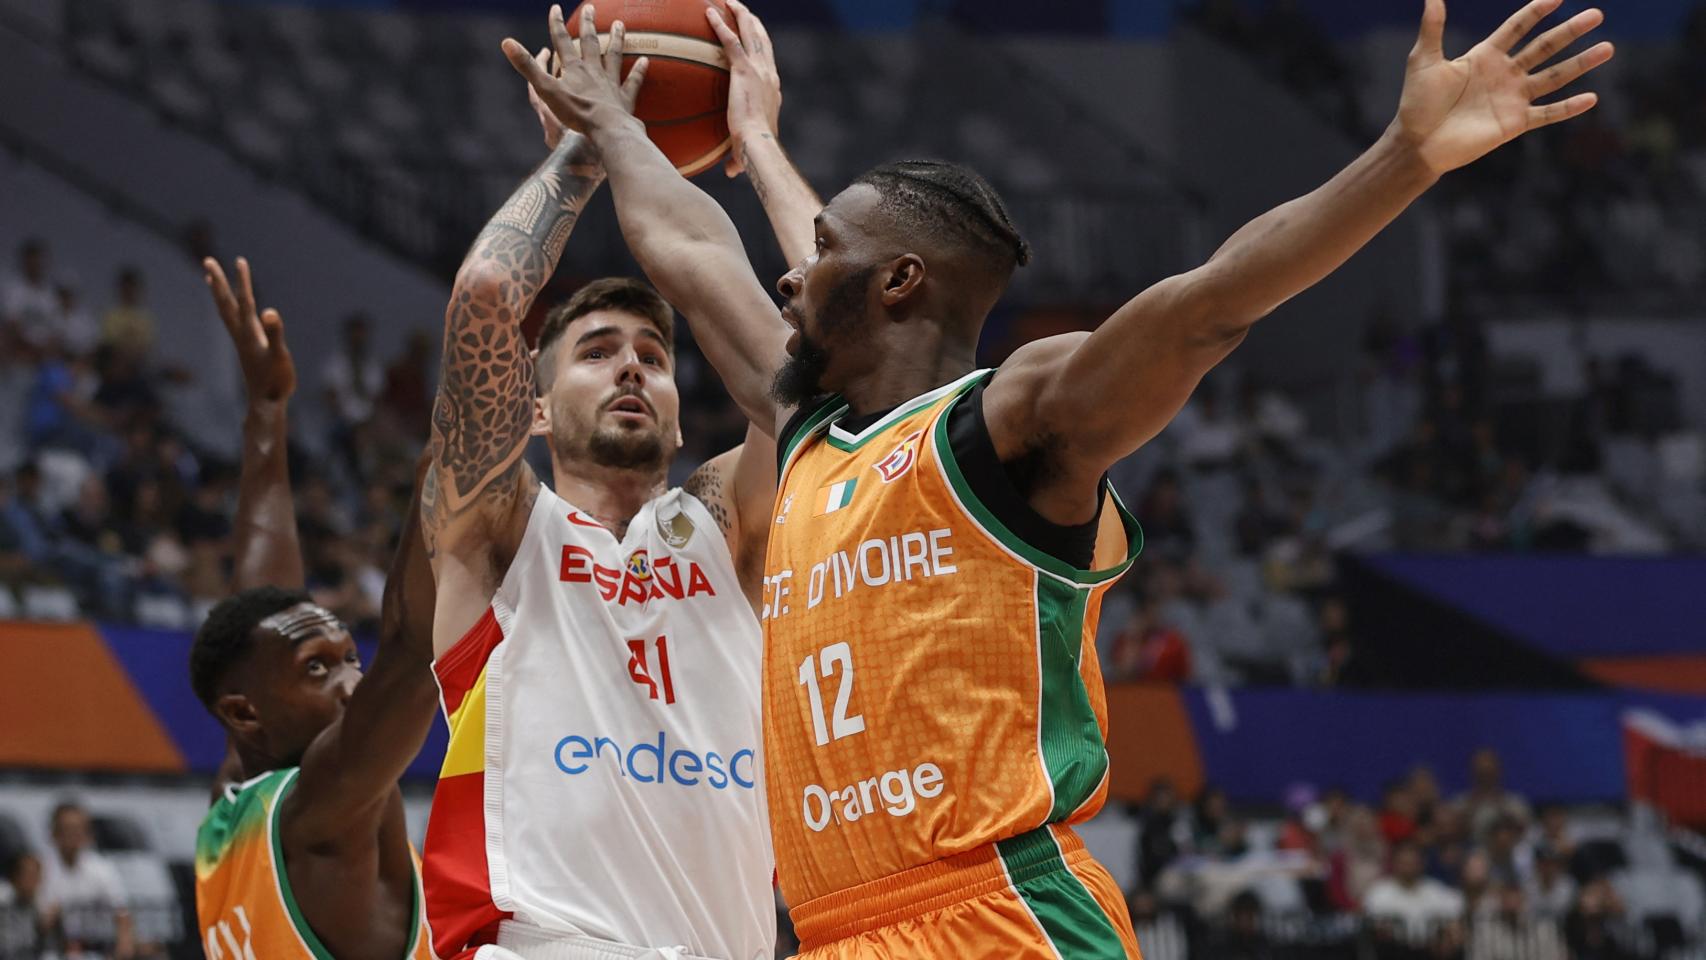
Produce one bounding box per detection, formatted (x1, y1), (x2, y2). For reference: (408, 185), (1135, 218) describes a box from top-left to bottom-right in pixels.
(815, 477), (859, 516)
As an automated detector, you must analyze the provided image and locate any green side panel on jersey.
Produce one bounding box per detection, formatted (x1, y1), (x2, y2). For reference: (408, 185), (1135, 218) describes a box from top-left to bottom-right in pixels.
(1035, 574), (1108, 821)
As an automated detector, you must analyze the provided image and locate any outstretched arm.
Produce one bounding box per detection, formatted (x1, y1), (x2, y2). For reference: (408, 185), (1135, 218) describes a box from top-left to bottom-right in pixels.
(286, 454), (439, 843)
(505, 5), (792, 436)
(204, 256), (301, 799)
(985, 0), (1612, 519)
(425, 55), (615, 649)
(710, 0), (823, 268)
(204, 257), (304, 592)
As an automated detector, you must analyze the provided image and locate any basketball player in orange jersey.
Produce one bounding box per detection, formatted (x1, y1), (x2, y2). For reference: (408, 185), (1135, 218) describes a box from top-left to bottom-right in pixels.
(420, 5), (819, 958)
(510, 0), (1612, 955)
(190, 256), (439, 959)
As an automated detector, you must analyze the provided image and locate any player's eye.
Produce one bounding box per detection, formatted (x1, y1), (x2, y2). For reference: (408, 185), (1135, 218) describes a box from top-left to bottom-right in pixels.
(643, 355), (663, 366)
(344, 650), (361, 667)
(585, 349), (606, 360)
(305, 659), (327, 677)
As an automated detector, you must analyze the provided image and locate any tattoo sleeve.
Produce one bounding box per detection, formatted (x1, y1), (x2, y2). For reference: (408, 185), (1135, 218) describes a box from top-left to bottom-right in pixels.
(426, 137), (605, 550)
(682, 459), (733, 536)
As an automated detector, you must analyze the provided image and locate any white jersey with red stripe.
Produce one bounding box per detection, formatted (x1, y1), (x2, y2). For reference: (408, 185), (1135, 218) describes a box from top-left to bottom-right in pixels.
(424, 484), (774, 960)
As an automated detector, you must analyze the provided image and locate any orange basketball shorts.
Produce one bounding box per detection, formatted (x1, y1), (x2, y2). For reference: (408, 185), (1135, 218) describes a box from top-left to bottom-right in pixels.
(788, 825), (1143, 960)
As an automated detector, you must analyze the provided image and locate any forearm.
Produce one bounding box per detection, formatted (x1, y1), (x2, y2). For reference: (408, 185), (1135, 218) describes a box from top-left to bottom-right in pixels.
(593, 114), (786, 426)
(1193, 130), (1437, 334)
(231, 399), (303, 591)
(736, 128), (821, 266)
(431, 136), (602, 519)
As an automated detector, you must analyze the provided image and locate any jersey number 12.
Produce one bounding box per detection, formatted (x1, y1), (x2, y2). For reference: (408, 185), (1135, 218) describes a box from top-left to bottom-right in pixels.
(798, 641), (865, 746)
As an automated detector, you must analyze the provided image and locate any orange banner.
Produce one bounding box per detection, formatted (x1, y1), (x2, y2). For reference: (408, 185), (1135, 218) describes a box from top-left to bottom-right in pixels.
(1103, 683), (1204, 803)
(0, 622), (184, 772)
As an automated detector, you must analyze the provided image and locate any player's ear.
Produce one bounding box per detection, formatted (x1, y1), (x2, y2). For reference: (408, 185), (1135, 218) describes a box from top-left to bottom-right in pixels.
(879, 254), (925, 309)
(530, 351), (551, 437)
(215, 694), (261, 741)
(531, 393), (551, 438)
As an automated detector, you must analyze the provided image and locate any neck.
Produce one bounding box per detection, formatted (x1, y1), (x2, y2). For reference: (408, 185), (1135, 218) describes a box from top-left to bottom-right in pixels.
(551, 457), (668, 536)
(838, 333), (977, 418)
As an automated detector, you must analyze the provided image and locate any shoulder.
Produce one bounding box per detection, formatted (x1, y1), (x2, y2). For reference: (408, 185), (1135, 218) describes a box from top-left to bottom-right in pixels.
(681, 451), (738, 538)
(985, 332), (1092, 430)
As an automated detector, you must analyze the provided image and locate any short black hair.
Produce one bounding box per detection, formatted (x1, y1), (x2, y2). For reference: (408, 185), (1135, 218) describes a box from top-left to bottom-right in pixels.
(853, 160), (1032, 274)
(191, 586), (311, 711)
(536, 278), (675, 389)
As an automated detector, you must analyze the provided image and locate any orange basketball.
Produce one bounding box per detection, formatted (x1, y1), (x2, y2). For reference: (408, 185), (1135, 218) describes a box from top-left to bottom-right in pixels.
(568, 0), (732, 177)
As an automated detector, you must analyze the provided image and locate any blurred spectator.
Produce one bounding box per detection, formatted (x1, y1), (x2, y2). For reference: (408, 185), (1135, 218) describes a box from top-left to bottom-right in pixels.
(379, 329), (436, 439)
(1454, 749), (1532, 840)
(1193, 787), (1231, 856)
(323, 312), (384, 432)
(1, 239), (57, 348)
(1479, 816), (1530, 889)
(1136, 470), (1195, 564)
(1562, 878), (1639, 960)
(1234, 477), (1288, 559)
(25, 340), (102, 458)
(100, 266), (157, 361)
(0, 475), (34, 590)
(1106, 592), (1192, 684)
(51, 277), (100, 360)
(1327, 805), (1387, 912)
(1407, 766), (1443, 828)
(1237, 375), (1307, 461)
(1173, 392), (1243, 471)
(40, 802), (134, 959)
(1379, 781), (1419, 846)
(1468, 883), (1565, 960)
(1364, 840), (1466, 941)
(1202, 889), (1274, 960)
(1125, 887), (1188, 960)
(1136, 778), (1190, 887)
(1525, 847), (1575, 923)
(0, 852), (46, 959)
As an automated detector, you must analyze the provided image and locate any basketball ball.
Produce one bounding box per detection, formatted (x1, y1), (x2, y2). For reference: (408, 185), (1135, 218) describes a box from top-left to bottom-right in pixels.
(568, 0), (732, 177)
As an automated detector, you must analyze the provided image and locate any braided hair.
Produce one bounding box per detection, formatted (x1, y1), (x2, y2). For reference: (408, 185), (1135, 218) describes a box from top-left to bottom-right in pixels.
(853, 160), (1032, 275)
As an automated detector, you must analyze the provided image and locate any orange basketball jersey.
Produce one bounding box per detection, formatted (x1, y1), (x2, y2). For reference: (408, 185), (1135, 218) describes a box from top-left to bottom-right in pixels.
(762, 369), (1142, 908)
(194, 768), (432, 960)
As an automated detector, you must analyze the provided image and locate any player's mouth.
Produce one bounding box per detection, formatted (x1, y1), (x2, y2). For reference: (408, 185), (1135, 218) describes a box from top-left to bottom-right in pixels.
(605, 395), (653, 422)
(781, 305), (802, 354)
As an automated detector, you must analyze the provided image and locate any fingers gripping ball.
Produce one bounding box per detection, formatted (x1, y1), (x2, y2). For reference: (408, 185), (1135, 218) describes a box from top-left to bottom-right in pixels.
(570, 0), (732, 176)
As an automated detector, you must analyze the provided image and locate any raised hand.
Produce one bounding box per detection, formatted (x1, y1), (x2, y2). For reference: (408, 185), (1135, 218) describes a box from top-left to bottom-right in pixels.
(707, 0), (781, 178)
(526, 46), (568, 149)
(502, 4), (649, 139)
(1393, 0), (1613, 176)
(203, 256), (295, 404)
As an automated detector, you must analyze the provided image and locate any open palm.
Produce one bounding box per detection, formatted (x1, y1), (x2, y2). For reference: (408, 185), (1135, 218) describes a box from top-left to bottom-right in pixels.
(1395, 0), (1613, 175)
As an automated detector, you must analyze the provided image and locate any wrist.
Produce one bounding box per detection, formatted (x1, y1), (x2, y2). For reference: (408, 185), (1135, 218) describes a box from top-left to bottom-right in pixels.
(586, 106), (646, 145)
(245, 397), (289, 424)
(1372, 124), (1442, 188)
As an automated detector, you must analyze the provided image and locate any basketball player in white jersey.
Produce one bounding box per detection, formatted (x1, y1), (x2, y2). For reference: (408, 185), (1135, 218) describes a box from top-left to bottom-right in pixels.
(419, 6), (819, 959)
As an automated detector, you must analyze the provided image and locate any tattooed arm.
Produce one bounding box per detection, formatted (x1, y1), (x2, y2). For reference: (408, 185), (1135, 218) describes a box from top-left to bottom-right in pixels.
(426, 132), (606, 654)
(681, 423), (777, 611)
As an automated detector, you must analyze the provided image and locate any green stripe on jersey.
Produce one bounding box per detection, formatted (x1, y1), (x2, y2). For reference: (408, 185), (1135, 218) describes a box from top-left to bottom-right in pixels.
(1035, 574), (1108, 821)
(997, 828), (1128, 959)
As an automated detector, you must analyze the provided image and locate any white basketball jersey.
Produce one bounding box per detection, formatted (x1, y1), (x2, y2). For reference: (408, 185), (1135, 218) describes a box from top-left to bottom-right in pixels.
(423, 485), (774, 960)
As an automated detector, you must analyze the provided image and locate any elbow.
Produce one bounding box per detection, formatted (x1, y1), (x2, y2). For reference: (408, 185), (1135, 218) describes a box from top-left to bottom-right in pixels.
(1175, 270), (1261, 347)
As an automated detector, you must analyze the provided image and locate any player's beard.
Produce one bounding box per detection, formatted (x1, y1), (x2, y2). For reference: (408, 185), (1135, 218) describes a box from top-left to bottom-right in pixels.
(771, 265), (875, 407)
(552, 396), (672, 472)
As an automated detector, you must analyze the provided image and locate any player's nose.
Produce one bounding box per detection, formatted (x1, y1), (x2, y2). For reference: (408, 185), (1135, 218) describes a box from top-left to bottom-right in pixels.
(777, 268), (801, 301)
